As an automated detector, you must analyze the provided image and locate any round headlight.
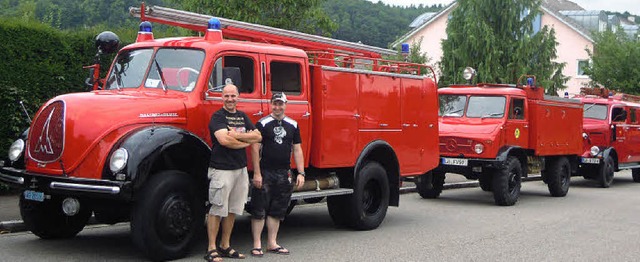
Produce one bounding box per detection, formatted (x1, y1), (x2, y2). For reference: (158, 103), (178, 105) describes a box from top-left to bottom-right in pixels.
(474, 143), (484, 154)
(463, 67), (476, 81)
(109, 148), (129, 173)
(8, 139), (25, 161)
(590, 146), (600, 156)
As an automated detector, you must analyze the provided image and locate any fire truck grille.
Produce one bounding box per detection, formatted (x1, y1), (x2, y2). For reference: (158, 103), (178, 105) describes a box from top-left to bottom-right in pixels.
(439, 137), (474, 154)
(28, 100), (65, 163)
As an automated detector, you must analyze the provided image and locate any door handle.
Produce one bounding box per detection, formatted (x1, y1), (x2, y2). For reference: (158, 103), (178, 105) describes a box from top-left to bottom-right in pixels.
(379, 123), (388, 127)
(253, 111), (263, 116)
(302, 112), (310, 117)
(354, 114), (360, 118)
(402, 123), (410, 127)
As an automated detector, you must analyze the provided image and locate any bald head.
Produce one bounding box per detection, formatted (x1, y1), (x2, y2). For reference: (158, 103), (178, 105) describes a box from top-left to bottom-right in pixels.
(222, 84), (239, 113)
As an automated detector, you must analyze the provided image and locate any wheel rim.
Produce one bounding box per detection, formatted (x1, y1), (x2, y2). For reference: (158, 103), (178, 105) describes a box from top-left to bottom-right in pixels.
(362, 179), (382, 215)
(508, 169), (519, 194)
(157, 194), (193, 244)
(561, 164), (570, 188)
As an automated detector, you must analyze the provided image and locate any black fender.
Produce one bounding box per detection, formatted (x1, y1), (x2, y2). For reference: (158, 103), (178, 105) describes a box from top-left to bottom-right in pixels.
(496, 146), (527, 170)
(354, 140), (400, 207)
(103, 126), (211, 199)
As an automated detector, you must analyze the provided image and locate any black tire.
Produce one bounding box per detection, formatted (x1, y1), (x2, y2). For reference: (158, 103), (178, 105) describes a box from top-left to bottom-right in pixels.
(131, 171), (204, 261)
(350, 161), (390, 230)
(327, 194), (352, 227)
(547, 157), (571, 197)
(415, 171), (445, 199)
(479, 171), (493, 192)
(492, 156), (522, 206)
(19, 193), (91, 239)
(632, 168), (640, 183)
(597, 155), (615, 188)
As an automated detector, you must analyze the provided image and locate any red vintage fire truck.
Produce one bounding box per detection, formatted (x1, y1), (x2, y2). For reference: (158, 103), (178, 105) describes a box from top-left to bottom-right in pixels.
(0, 4), (439, 261)
(417, 68), (583, 206)
(575, 87), (640, 187)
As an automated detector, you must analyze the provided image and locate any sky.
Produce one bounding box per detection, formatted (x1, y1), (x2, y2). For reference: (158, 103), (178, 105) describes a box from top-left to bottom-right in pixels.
(368, 0), (640, 16)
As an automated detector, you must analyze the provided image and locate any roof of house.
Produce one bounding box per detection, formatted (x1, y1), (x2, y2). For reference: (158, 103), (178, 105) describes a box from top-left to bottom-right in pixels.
(392, 0), (596, 48)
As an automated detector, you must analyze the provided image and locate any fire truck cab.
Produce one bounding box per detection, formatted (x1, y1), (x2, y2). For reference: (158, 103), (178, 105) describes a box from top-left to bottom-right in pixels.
(575, 87), (640, 187)
(417, 69), (583, 206)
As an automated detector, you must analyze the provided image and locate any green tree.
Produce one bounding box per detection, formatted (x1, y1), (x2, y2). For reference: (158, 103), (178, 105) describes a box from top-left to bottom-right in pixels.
(167, 0), (337, 36)
(584, 29), (640, 94)
(439, 0), (567, 94)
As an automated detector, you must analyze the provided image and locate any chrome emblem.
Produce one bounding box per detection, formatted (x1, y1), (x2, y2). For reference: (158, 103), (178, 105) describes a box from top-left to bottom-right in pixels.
(34, 109), (56, 155)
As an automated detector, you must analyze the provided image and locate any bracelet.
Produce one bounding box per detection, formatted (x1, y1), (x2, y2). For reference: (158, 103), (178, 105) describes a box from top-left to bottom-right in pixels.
(298, 172), (305, 177)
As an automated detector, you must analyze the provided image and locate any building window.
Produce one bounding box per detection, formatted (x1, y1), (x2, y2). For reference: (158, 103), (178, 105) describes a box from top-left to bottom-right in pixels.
(577, 60), (589, 76)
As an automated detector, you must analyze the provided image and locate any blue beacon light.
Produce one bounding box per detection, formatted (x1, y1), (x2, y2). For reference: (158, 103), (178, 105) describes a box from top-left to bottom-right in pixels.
(208, 18), (221, 30)
(527, 77), (534, 86)
(401, 43), (410, 55)
(139, 21), (152, 33)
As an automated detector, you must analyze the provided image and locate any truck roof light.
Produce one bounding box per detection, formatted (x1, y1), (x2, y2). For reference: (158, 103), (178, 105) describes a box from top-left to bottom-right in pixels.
(208, 18), (221, 30)
(463, 67), (476, 81)
(527, 77), (534, 86)
(139, 21), (152, 33)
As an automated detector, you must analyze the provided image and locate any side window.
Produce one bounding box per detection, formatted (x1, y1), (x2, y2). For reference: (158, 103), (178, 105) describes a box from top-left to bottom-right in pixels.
(208, 56), (255, 93)
(270, 61), (301, 95)
(631, 108), (637, 123)
(509, 98), (525, 120)
(612, 107), (627, 122)
(577, 60), (589, 77)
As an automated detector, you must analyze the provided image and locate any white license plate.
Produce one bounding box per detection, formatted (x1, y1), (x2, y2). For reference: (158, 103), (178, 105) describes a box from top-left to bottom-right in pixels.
(442, 157), (468, 166)
(581, 158), (600, 164)
(24, 190), (45, 202)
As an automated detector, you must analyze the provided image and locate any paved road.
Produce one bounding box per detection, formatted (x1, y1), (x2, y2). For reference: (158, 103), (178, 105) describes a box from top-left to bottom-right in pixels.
(1, 171), (639, 261)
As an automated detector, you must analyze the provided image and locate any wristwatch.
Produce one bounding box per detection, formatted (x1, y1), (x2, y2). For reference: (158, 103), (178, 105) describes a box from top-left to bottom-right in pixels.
(298, 172), (305, 177)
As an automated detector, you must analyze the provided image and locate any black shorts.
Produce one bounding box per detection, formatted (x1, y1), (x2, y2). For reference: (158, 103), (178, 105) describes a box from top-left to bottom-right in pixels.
(249, 169), (293, 220)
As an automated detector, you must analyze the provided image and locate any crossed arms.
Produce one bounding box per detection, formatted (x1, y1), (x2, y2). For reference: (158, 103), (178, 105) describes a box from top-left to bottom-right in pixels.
(214, 128), (262, 149)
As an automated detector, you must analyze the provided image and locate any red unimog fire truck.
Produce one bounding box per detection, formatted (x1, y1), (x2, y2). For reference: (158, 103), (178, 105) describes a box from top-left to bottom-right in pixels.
(416, 68), (583, 206)
(575, 87), (640, 187)
(0, 4), (440, 261)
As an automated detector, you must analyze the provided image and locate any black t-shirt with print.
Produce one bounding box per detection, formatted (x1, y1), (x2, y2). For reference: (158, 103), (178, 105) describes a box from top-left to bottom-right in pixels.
(209, 108), (256, 170)
(256, 115), (301, 170)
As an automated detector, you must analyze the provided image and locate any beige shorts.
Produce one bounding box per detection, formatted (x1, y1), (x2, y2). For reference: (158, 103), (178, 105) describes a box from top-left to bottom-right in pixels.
(208, 167), (249, 217)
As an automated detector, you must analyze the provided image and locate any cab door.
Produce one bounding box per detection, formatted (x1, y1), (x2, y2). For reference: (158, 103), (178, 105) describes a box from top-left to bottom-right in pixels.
(264, 54), (311, 167)
(504, 97), (529, 148)
(611, 106), (632, 162)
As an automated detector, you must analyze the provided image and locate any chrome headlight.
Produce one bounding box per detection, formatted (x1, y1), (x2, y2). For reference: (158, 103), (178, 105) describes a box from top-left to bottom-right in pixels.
(109, 148), (129, 173)
(474, 143), (484, 154)
(8, 139), (25, 161)
(590, 146), (600, 157)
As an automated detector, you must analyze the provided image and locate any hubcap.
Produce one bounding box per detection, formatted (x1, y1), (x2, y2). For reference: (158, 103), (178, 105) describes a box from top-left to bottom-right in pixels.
(158, 195), (193, 243)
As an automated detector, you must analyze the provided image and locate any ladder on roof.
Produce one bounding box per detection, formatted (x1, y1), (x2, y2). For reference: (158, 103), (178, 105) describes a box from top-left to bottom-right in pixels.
(580, 87), (640, 103)
(129, 4), (397, 58)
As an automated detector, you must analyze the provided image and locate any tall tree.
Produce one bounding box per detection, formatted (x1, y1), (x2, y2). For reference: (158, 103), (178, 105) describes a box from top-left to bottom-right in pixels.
(439, 0), (567, 94)
(168, 0), (337, 36)
(585, 29), (640, 94)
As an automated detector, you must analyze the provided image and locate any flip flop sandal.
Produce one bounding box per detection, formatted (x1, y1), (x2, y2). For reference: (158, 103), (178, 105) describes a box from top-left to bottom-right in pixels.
(268, 246), (290, 255)
(218, 246), (246, 259)
(250, 248), (264, 257)
(204, 250), (222, 262)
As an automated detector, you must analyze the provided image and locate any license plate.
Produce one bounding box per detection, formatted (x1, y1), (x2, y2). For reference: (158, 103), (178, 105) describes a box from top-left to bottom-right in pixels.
(581, 158), (600, 164)
(442, 157), (468, 166)
(24, 190), (45, 202)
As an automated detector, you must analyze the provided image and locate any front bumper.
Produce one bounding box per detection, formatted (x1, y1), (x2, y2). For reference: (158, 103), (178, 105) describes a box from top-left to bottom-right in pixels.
(0, 166), (132, 200)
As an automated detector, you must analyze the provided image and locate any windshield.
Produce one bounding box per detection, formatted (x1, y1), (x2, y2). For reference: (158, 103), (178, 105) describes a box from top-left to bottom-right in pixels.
(106, 48), (205, 92)
(466, 96), (506, 118)
(583, 104), (608, 120)
(439, 95), (467, 117)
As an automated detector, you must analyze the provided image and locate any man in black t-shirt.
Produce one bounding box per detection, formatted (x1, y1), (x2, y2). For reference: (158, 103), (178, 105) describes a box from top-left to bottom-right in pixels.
(205, 84), (262, 261)
(249, 92), (305, 256)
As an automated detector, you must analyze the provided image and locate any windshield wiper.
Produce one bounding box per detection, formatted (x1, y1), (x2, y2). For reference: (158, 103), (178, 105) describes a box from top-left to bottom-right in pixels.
(584, 103), (597, 112)
(154, 58), (168, 92)
(443, 108), (463, 116)
(481, 112), (504, 119)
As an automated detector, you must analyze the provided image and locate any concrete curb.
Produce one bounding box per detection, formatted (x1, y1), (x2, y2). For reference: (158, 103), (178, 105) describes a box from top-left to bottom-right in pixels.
(0, 175), (543, 234)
